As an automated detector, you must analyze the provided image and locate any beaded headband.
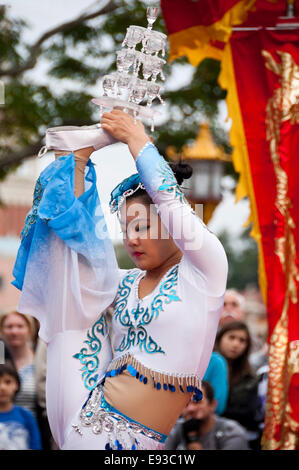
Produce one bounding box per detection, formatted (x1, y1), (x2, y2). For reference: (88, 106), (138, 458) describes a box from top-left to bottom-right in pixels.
(109, 173), (145, 214)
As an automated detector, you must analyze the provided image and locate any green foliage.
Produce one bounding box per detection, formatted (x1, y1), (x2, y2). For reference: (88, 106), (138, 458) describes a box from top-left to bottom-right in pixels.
(0, 6), (25, 68)
(218, 226), (259, 290)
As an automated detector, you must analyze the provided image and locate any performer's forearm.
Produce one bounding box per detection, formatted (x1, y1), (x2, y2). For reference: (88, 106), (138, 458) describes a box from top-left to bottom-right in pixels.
(55, 147), (93, 198)
(127, 134), (150, 160)
(73, 155), (87, 198)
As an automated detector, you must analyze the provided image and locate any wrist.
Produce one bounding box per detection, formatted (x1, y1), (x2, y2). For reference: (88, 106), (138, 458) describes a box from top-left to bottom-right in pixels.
(127, 134), (151, 160)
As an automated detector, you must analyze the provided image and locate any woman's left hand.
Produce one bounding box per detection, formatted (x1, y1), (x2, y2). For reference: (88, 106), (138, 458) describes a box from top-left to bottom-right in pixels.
(101, 110), (150, 159)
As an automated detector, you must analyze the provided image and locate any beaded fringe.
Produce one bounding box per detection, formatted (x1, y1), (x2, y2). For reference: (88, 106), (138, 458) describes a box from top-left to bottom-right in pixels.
(73, 385), (164, 450)
(106, 353), (202, 401)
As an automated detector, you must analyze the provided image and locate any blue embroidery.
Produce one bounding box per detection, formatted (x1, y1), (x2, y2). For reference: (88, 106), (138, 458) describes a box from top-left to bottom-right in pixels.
(114, 266), (180, 354)
(116, 325), (165, 354)
(21, 176), (43, 240)
(157, 160), (187, 203)
(113, 270), (140, 328)
(73, 314), (107, 391)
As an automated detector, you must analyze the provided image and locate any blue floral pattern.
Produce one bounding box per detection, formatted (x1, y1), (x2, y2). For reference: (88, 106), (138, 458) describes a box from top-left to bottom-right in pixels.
(157, 160), (187, 204)
(114, 266), (181, 354)
(20, 176), (43, 240)
(73, 314), (107, 391)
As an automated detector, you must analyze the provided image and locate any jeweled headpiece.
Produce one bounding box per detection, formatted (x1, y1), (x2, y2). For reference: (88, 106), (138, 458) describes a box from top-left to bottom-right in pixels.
(109, 173), (145, 214)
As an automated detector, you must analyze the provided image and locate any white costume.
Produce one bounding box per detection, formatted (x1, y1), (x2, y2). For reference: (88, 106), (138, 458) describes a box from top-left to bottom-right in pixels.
(13, 142), (228, 450)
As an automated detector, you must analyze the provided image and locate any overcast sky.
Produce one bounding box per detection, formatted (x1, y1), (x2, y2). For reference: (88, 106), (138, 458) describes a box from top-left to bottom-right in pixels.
(4, 0), (250, 243)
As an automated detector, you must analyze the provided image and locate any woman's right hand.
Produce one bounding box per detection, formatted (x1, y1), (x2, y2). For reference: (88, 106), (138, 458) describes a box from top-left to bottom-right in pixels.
(101, 110), (150, 160)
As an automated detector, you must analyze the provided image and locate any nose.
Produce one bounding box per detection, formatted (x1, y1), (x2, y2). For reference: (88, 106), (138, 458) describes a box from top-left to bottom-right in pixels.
(232, 337), (242, 348)
(126, 229), (140, 247)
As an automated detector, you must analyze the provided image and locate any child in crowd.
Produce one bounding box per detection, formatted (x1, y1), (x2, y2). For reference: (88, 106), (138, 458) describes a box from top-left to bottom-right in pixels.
(0, 363), (42, 450)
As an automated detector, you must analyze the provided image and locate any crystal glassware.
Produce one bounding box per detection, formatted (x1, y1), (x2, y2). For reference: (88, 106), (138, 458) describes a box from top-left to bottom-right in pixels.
(123, 26), (145, 49)
(141, 54), (154, 80)
(151, 56), (166, 81)
(116, 50), (126, 72)
(143, 30), (167, 56)
(146, 7), (159, 30)
(129, 78), (147, 105)
(102, 74), (117, 96)
(147, 82), (164, 106)
(116, 49), (136, 73)
(116, 73), (131, 96)
(93, 8), (166, 132)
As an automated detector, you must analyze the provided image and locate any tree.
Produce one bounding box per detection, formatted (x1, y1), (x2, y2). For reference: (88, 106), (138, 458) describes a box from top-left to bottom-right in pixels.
(218, 226), (259, 291)
(0, 0), (232, 180)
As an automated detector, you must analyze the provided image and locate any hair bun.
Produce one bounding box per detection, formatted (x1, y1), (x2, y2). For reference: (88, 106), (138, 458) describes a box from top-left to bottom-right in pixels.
(169, 162), (193, 186)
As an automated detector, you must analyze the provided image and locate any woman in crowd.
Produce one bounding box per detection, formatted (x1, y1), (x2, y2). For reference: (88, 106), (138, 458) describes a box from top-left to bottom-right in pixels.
(215, 320), (264, 449)
(0, 311), (37, 417)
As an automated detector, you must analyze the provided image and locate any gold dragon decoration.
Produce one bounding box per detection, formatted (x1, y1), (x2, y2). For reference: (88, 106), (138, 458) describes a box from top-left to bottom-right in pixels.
(261, 49), (299, 449)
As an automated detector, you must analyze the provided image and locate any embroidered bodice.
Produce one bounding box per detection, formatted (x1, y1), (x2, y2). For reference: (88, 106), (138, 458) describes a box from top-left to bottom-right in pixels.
(110, 259), (221, 381)
(106, 144), (227, 383)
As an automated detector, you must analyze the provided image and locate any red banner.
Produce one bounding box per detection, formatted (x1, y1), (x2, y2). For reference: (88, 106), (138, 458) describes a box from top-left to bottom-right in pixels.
(161, 0), (246, 32)
(161, 0), (299, 450)
(160, 0), (257, 63)
(226, 28), (299, 449)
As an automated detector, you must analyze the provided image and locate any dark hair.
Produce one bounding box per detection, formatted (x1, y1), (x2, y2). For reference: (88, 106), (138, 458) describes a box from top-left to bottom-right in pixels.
(214, 321), (253, 386)
(0, 362), (21, 396)
(169, 162), (193, 186)
(201, 380), (215, 403)
(126, 161), (193, 206)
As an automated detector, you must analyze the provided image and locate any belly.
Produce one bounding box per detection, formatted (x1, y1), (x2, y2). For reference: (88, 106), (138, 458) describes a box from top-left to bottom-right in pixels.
(103, 369), (192, 435)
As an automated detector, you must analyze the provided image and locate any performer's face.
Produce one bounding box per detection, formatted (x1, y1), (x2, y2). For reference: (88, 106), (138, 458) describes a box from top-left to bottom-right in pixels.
(120, 198), (181, 271)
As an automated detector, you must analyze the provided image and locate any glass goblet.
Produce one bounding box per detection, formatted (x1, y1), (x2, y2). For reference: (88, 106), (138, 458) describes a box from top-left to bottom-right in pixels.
(129, 79), (147, 105)
(146, 82), (162, 107)
(141, 55), (154, 80)
(146, 7), (159, 29)
(116, 73), (131, 96)
(116, 50), (126, 72)
(102, 74), (116, 96)
(151, 56), (166, 81)
(123, 26), (145, 49)
(124, 49), (136, 69)
(143, 31), (167, 56)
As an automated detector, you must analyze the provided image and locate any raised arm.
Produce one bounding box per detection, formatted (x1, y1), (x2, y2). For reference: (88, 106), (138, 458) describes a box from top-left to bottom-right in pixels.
(101, 110), (228, 298)
(13, 151), (119, 342)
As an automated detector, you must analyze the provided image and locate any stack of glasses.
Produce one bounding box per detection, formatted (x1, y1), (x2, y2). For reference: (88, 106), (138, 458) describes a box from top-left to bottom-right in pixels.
(92, 7), (167, 131)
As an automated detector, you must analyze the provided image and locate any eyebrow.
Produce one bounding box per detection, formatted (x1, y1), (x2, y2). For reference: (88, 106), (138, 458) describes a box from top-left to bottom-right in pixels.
(120, 218), (150, 228)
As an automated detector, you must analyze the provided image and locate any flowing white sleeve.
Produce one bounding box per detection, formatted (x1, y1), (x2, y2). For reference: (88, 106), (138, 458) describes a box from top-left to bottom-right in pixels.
(11, 153), (121, 448)
(136, 143), (228, 298)
(13, 154), (120, 344)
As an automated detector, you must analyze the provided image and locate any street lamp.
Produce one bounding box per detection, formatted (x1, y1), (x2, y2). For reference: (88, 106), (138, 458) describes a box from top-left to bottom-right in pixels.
(167, 122), (230, 223)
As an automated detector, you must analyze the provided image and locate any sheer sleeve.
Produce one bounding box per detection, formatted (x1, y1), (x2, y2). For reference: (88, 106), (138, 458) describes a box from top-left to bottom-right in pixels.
(136, 143), (228, 298)
(12, 153), (119, 344)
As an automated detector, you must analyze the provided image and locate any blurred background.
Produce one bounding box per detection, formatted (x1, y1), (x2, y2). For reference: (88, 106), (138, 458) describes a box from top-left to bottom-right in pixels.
(0, 0), (264, 338)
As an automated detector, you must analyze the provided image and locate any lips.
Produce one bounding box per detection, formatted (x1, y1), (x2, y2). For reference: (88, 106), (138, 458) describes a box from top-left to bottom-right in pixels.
(133, 252), (144, 257)
(229, 349), (239, 356)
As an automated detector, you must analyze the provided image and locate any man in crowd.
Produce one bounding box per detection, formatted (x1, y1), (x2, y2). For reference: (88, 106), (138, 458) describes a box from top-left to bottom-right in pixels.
(165, 381), (249, 450)
(219, 289), (245, 329)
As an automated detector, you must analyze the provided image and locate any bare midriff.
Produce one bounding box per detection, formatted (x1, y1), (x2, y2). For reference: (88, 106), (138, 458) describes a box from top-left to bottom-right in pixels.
(103, 367), (192, 435)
